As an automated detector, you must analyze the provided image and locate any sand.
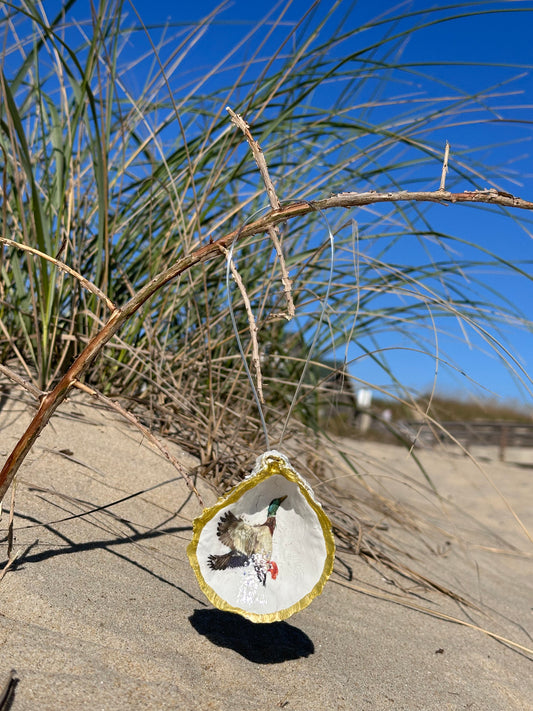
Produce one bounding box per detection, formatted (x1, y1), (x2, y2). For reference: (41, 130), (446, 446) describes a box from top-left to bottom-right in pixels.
(0, 395), (531, 710)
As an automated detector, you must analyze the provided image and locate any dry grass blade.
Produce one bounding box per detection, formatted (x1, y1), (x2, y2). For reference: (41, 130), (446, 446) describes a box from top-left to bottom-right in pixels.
(334, 579), (533, 657)
(0, 364), (42, 398)
(0, 478), (18, 583)
(73, 381), (204, 505)
(0, 237), (116, 312)
(224, 249), (264, 404)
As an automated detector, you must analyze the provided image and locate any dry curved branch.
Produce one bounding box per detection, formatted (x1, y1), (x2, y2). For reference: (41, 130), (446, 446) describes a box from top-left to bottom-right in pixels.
(1, 186), (532, 502)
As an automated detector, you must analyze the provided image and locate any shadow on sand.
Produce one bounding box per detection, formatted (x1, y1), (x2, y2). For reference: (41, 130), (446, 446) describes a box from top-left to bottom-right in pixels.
(189, 608), (314, 664)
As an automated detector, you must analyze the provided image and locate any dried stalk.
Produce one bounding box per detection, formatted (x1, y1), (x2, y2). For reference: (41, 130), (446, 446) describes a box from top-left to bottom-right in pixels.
(227, 106), (294, 319)
(0, 236), (116, 311)
(0, 364), (42, 398)
(224, 252), (264, 403)
(439, 141), (450, 191)
(1, 186), (533, 502)
(226, 107), (294, 401)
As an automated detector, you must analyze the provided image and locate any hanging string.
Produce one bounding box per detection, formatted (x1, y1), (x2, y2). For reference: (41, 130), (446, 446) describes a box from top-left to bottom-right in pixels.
(278, 207), (335, 446)
(226, 205), (273, 450)
(226, 204), (336, 453)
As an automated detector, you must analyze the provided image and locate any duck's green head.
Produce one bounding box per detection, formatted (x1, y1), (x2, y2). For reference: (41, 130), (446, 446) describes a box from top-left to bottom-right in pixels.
(267, 495), (287, 517)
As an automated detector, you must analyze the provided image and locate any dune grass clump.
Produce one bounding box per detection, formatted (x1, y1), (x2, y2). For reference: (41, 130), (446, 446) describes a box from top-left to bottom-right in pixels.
(0, 0), (532, 614)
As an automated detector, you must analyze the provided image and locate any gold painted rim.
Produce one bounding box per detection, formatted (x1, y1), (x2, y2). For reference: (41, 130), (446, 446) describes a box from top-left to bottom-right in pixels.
(187, 453), (335, 623)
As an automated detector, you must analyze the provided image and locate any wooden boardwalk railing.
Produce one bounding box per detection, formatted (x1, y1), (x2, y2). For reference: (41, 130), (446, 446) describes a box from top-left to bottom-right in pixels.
(405, 421), (533, 461)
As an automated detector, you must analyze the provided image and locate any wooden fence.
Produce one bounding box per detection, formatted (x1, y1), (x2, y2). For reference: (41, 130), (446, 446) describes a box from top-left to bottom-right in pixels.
(405, 421), (533, 461)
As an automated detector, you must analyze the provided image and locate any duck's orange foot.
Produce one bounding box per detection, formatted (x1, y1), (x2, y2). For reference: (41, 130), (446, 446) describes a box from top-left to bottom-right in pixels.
(267, 560), (279, 580)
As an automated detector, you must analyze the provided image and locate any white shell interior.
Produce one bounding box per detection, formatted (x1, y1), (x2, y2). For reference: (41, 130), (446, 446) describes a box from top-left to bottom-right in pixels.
(196, 472), (328, 615)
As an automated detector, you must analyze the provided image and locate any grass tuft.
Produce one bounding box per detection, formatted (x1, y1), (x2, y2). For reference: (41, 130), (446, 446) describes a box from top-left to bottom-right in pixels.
(0, 1), (532, 612)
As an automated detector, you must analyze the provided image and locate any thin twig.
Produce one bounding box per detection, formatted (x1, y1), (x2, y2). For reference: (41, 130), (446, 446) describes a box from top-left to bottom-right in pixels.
(0, 364), (42, 398)
(0, 236), (116, 312)
(224, 251), (264, 403)
(0, 322), (38, 385)
(226, 107), (293, 401)
(439, 141), (450, 191)
(227, 106), (294, 319)
(6, 477), (16, 559)
(227, 106), (281, 209)
(1, 186), (533, 502)
(0, 551), (20, 583)
(266, 230), (295, 321)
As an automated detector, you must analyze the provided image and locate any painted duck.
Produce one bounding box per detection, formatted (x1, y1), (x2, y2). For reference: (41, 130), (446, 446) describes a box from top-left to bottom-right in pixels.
(207, 496), (287, 585)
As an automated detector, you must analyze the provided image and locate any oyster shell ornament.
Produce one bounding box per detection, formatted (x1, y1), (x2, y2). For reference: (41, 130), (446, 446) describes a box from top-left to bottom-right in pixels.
(187, 450), (335, 623)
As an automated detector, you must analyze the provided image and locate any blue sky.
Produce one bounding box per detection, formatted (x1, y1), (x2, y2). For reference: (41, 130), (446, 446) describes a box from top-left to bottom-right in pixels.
(126, 0), (533, 404)
(39, 0), (532, 405)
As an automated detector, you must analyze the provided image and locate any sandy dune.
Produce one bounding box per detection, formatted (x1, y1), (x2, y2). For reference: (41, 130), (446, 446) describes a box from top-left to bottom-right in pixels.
(1, 395), (531, 710)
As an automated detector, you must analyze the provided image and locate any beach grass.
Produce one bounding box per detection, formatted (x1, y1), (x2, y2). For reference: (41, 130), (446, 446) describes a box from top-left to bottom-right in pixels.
(0, 0), (532, 601)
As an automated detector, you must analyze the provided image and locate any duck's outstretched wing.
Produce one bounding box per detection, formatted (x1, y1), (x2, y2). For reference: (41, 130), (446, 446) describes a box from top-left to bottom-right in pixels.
(216, 510), (240, 547)
(207, 551), (249, 571)
(217, 510), (259, 555)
